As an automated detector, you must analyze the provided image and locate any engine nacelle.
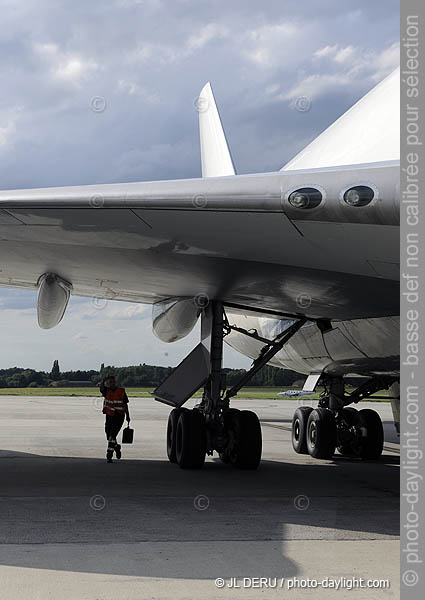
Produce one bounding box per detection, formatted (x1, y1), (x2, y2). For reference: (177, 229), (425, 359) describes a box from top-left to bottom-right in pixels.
(37, 273), (72, 329)
(152, 297), (202, 342)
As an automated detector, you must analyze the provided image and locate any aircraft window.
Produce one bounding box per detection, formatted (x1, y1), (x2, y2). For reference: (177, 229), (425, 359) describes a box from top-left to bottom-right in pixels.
(343, 185), (374, 206)
(288, 187), (322, 209)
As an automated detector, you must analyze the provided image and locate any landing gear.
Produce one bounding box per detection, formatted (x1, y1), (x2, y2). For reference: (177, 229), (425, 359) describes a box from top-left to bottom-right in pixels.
(306, 408), (337, 459)
(167, 408), (207, 469)
(219, 408), (240, 463)
(292, 406), (313, 454)
(166, 408), (182, 463)
(291, 375), (395, 461)
(224, 410), (262, 469)
(354, 408), (384, 459)
(336, 407), (358, 455)
(175, 410), (206, 469)
(336, 407), (384, 459)
(157, 301), (306, 470)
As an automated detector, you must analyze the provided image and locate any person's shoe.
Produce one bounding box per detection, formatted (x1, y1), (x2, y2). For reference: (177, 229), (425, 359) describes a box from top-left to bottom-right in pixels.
(106, 449), (114, 463)
(115, 444), (122, 460)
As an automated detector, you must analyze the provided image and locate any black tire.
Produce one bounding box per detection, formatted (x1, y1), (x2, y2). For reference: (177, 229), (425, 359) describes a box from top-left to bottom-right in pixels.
(166, 408), (182, 463)
(306, 408), (336, 459)
(228, 410), (262, 469)
(292, 406), (313, 454)
(223, 408), (240, 428)
(176, 410), (206, 469)
(219, 409), (241, 463)
(341, 406), (358, 420)
(355, 408), (384, 460)
(337, 407), (358, 455)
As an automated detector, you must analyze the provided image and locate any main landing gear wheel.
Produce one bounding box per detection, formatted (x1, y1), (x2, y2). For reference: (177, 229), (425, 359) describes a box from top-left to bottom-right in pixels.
(337, 407), (358, 456)
(167, 408), (183, 463)
(292, 406), (313, 454)
(219, 408), (240, 463)
(175, 410), (206, 469)
(228, 410), (262, 469)
(306, 408), (337, 459)
(355, 408), (384, 460)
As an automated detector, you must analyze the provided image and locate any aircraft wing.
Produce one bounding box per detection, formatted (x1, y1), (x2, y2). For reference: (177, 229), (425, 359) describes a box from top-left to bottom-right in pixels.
(0, 160), (398, 322)
(0, 71), (399, 323)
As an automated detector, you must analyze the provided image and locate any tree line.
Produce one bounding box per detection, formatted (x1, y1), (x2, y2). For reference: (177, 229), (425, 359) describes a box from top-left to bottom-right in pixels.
(0, 360), (305, 388)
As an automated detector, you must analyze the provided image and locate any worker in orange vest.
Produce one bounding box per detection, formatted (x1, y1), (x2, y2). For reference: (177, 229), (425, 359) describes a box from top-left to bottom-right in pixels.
(99, 375), (131, 463)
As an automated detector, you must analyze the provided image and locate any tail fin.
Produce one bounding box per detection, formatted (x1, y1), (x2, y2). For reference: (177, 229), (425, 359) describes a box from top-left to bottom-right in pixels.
(198, 82), (236, 177)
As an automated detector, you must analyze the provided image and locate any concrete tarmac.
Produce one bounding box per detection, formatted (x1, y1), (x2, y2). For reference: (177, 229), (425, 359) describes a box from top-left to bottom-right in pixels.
(0, 396), (399, 599)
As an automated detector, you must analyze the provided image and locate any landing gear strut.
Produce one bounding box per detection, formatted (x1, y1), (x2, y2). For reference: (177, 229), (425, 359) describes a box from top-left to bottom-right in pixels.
(292, 375), (397, 461)
(161, 301), (306, 469)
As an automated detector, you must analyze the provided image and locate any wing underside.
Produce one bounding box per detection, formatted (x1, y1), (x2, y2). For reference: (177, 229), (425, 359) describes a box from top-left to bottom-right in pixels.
(0, 162), (399, 321)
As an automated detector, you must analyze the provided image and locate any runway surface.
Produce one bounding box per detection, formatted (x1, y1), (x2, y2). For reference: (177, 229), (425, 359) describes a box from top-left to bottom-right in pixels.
(0, 396), (399, 599)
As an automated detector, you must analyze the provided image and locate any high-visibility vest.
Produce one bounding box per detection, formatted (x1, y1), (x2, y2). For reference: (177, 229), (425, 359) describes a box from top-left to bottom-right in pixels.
(103, 387), (126, 416)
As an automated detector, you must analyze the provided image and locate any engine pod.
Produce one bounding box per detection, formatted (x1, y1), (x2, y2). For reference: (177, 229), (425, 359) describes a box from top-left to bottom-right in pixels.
(152, 297), (203, 342)
(37, 273), (72, 329)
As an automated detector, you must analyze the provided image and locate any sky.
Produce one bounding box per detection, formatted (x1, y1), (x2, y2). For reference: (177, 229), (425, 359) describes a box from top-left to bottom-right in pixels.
(0, 0), (400, 372)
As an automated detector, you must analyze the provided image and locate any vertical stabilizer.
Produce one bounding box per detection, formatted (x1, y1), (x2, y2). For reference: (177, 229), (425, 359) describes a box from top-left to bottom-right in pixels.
(198, 82), (236, 177)
(281, 67), (400, 170)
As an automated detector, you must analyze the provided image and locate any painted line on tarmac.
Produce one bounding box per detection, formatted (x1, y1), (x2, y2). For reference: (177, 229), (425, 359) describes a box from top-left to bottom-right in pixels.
(260, 421), (400, 455)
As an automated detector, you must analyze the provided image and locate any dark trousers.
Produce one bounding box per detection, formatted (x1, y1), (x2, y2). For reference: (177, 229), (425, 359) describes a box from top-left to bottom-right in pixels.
(105, 412), (125, 443)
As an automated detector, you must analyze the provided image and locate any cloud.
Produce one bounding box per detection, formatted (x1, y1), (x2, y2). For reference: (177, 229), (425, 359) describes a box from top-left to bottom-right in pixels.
(187, 23), (228, 52)
(314, 45), (339, 58)
(243, 22), (300, 68)
(334, 46), (355, 64)
(73, 332), (88, 341)
(282, 73), (352, 102)
(72, 298), (151, 321)
(313, 44), (356, 63)
(0, 288), (37, 310)
(372, 41), (400, 80)
(116, 79), (160, 102)
(34, 42), (99, 86)
(283, 42), (399, 102)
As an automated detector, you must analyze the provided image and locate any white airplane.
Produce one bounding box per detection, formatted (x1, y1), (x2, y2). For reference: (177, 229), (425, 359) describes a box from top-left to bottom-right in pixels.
(0, 68), (400, 469)
(278, 390), (315, 397)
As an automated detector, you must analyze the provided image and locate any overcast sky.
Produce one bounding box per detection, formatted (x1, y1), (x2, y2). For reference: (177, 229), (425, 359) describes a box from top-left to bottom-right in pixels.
(0, 0), (399, 372)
